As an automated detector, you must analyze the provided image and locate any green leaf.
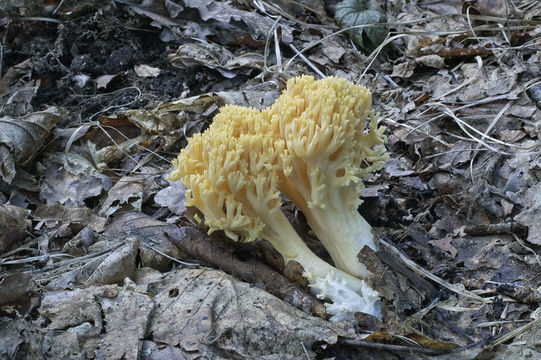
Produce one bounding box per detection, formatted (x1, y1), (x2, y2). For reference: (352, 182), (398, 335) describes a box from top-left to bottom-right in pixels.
(335, 0), (388, 53)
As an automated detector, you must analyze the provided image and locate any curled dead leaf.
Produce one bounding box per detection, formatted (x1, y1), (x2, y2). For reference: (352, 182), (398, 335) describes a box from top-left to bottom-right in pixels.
(0, 108), (63, 183)
(169, 41), (263, 78)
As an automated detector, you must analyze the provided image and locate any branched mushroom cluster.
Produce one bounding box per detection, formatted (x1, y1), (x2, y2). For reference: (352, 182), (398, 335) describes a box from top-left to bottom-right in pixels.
(170, 76), (388, 321)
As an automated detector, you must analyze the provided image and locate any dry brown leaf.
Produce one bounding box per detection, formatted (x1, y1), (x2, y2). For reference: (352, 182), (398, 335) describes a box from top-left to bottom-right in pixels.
(0, 318), (41, 359)
(0, 272), (34, 308)
(133, 64), (161, 78)
(40, 159), (112, 207)
(140, 341), (186, 359)
(36, 237), (139, 291)
(61, 226), (95, 256)
(33, 204), (107, 233)
(147, 268), (349, 359)
(85, 238), (139, 286)
(108, 88), (280, 154)
(126, 0), (293, 46)
(154, 176), (187, 216)
(428, 235), (458, 258)
(0, 108), (63, 183)
(0, 59), (33, 101)
(0, 204), (29, 254)
(514, 183), (541, 246)
(477, 0), (508, 17)
(32, 267), (350, 359)
(418, 0), (463, 14)
(104, 212), (187, 271)
(98, 279), (155, 359)
(169, 41), (263, 78)
(39, 284), (117, 356)
(98, 175), (146, 217)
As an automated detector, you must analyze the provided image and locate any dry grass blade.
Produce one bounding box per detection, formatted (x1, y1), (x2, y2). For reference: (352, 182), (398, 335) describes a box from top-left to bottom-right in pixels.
(442, 105), (536, 151)
(288, 44), (326, 78)
(489, 316), (541, 347)
(139, 241), (199, 267)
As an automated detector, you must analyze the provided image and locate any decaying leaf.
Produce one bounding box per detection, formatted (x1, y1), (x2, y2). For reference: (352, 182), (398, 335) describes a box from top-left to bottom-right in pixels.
(0, 108), (63, 183)
(36, 237), (138, 291)
(85, 237), (139, 286)
(41, 278), (154, 359)
(125, 0), (293, 46)
(477, 0), (508, 17)
(0, 318), (40, 359)
(0, 204), (29, 254)
(61, 226), (95, 257)
(110, 88), (280, 152)
(98, 175), (146, 217)
(153, 176), (187, 216)
(0, 272), (35, 309)
(104, 212), (187, 271)
(30, 267), (352, 359)
(169, 41), (263, 78)
(147, 268), (349, 359)
(39, 284), (115, 356)
(335, 0), (388, 53)
(33, 204), (107, 234)
(514, 195), (541, 246)
(0, 59), (34, 106)
(134, 64), (161, 78)
(428, 235), (458, 258)
(40, 159), (112, 207)
(98, 279), (155, 359)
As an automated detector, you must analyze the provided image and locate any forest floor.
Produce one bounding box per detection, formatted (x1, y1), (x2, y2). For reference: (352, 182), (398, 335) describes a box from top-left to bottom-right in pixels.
(0, 1), (540, 359)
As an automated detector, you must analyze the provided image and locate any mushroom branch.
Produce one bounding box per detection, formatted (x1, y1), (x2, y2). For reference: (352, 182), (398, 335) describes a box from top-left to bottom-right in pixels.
(263, 76), (389, 279)
(170, 105), (381, 321)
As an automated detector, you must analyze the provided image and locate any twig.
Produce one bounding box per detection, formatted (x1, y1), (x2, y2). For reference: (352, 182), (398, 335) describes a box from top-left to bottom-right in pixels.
(0, 253), (74, 265)
(338, 338), (447, 355)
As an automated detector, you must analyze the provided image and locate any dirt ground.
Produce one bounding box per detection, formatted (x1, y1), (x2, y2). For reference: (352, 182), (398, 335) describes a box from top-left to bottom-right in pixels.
(0, 0), (540, 359)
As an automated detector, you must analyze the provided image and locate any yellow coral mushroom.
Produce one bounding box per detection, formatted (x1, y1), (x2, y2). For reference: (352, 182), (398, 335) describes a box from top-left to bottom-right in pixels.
(263, 76), (389, 279)
(170, 105), (380, 321)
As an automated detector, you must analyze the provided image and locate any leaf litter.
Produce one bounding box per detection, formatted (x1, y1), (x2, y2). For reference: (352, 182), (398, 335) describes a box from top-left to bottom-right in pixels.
(0, 0), (540, 358)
